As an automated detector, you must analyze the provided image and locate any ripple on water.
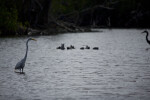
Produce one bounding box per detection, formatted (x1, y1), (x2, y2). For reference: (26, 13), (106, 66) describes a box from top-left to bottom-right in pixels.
(0, 29), (150, 100)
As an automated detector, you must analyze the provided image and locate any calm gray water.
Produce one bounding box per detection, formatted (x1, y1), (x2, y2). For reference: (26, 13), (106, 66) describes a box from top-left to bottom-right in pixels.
(0, 29), (150, 100)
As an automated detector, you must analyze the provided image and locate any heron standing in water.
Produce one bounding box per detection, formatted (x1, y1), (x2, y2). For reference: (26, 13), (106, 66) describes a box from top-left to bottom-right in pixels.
(142, 30), (150, 45)
(15, 38), (37, 73)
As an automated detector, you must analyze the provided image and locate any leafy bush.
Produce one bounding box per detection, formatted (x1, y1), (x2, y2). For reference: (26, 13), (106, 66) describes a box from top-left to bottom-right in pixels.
(51, 0), (90, 18)
(0, 0), (20, 34)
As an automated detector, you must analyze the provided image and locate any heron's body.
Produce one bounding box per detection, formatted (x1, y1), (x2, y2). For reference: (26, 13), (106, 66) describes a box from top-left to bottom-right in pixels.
(15, 38), (36, 73)
(15, 59), (25, 72)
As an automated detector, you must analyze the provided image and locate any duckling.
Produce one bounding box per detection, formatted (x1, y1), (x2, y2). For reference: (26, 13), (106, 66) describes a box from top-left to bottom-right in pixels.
(70, 45), (75, 49)
(93, 47), (99, 50)
(80, 47), (84, 50)
(85, 45), (90, 49)
(67, 47), (71, 50)
(67, 45), (75, 50)
(57, 43), (65, 50)
(60, 43), (65, 50)
(56, 46), (61, 49)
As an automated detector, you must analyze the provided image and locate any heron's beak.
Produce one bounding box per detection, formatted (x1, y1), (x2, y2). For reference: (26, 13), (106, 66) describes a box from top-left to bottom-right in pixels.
(31, 38), (37, 41)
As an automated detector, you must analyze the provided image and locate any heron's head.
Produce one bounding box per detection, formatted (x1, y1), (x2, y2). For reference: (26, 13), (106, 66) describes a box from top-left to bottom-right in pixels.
(142, 30), (148, 34)
(28, 38), (37, 41)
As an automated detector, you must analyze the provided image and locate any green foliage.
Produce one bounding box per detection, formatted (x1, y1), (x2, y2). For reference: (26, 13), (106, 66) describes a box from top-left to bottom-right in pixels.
(0, 0), (149, 35)
(24, 21), (30, 27)
(0, 0), (20, 34)
(0, 8), (18, 31)
(115, 0), (136, 14)
(51, 0), (90, 17)
(51, 0), (138, 18)
(51, 0), (149, 15)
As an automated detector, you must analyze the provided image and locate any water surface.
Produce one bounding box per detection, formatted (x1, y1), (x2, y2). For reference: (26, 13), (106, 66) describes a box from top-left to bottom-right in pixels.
(0, 29), (150, 100)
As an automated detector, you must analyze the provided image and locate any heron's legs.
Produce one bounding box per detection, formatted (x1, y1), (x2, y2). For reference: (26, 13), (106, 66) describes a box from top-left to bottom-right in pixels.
(19, 68), (24, 74)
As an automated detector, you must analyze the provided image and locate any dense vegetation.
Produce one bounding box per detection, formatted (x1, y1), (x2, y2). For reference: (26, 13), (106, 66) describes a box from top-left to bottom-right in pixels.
(51, 0), (150, 27)
(0, 0), (18, 35)
(0, 0), (149, 35)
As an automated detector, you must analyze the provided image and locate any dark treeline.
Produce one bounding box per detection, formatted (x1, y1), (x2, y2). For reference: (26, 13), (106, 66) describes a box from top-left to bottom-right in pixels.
(0, 0), (149, 35)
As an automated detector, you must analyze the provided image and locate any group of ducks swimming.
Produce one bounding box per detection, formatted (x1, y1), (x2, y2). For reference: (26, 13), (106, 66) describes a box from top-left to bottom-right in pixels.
(56, 44), (99, 50)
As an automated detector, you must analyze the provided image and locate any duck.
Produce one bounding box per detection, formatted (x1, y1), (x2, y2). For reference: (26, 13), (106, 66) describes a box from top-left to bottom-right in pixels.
(93, 47), (99, 50)
(85, 45), (90, 49)
(67, 46), (71, 50)
(56, 43), (65, 50)
(56, 46), (61, 49)
(70, 45), (75, 49)
(60, 43), (65, 50)
(80, 47), (84, 50)
(67, 45), (75, 50)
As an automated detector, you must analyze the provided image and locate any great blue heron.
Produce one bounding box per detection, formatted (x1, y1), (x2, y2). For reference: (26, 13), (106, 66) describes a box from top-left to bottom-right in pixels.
(142, 30), (150, 45)
(15, 38), (37, 73)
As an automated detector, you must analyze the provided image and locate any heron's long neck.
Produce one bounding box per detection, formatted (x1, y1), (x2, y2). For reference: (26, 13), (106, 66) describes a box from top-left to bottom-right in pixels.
(146, 32), (149, 42)
(24, 40), (29, 61)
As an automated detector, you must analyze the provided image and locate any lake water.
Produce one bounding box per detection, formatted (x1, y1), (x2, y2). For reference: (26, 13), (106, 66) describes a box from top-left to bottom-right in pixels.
(0, 29), (150, 100)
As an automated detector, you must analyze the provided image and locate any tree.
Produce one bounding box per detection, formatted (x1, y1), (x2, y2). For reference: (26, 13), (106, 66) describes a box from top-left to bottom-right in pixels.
(0, 0), (19, 34)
